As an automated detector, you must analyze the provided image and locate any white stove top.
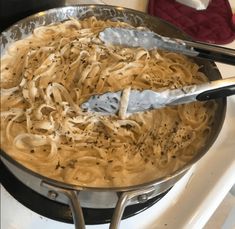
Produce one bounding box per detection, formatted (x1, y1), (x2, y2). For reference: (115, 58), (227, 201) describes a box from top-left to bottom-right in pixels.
(1, 1), (235, 229)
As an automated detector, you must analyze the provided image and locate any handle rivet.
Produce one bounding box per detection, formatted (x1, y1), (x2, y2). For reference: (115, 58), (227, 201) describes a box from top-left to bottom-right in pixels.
(48, 190), (58, 200)
(137, 194), (148, 203)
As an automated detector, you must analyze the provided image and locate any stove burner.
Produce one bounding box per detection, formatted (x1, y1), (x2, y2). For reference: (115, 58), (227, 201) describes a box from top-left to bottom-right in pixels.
(0, 160), (170, 225)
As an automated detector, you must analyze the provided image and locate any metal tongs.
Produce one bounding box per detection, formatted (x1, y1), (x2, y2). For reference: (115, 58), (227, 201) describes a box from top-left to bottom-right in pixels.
(99, 27), (235, 65)
(81, 77), (235, 115)
(81, 28), (235, 115)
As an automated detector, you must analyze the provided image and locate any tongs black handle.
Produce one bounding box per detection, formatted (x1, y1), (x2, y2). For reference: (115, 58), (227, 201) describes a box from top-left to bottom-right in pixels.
(180, 40), (235, 65)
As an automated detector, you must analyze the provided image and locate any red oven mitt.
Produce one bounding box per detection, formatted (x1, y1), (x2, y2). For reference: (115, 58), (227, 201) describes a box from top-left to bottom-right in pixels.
(148, 0), (235, 44)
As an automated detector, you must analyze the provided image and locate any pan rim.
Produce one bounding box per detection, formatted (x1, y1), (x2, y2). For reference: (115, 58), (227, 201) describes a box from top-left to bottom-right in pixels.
(0, 4), (227, 192)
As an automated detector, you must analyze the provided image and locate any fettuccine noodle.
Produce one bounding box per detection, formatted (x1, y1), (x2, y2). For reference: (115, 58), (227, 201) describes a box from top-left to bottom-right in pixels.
(0, 17), (217, 187)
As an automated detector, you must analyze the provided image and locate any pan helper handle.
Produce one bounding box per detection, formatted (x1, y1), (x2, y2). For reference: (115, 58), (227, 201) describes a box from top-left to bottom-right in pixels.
(110, 186), (156, 229)
(41, 181), (85, 229)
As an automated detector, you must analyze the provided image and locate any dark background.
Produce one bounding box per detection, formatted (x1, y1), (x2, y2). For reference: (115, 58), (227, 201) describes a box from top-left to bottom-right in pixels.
(0, 0), (65, 31)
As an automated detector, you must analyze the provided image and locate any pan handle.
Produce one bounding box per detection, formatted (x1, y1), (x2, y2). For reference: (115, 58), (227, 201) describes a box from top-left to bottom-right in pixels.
(64, 190), (85, 229)
(109, 186), (156, 229)
(42, 180), (155, 229)
(41, 181), (85, 229)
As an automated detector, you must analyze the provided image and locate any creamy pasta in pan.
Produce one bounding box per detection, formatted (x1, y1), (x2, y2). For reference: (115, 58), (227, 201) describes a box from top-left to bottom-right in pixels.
(0, 17), (217, 187)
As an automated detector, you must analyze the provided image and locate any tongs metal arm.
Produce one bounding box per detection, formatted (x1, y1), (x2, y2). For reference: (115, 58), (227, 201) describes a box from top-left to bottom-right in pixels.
(183, 39), (235, 65)
(100, 28), (235, 65)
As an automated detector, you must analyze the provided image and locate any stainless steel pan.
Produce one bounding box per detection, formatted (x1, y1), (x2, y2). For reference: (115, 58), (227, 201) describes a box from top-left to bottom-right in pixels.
(0, 5), (227, 229)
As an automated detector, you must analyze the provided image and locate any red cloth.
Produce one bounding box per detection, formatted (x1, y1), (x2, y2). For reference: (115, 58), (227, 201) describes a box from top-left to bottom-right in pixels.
(148, 0), (235, 44)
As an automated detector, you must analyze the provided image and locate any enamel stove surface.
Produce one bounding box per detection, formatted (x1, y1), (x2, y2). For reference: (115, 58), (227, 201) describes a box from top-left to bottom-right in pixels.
(1, 1), (235, 229)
